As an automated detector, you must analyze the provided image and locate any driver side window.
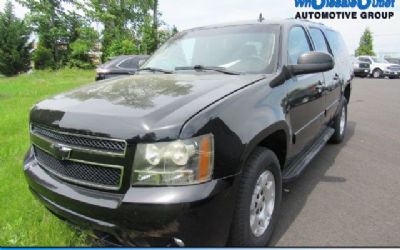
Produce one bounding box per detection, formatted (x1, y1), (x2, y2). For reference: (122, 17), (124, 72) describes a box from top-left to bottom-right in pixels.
(288, 26), (311, 64)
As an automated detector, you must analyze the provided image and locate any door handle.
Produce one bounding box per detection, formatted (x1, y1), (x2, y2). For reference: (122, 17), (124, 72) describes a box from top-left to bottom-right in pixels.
(333, 74), (340, 81)
(315, 83), (325, 93)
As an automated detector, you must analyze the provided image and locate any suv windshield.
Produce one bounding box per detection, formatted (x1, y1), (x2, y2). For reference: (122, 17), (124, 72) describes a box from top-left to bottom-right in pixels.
(142, 24), (280, 74)
(372, 57), (389, 63)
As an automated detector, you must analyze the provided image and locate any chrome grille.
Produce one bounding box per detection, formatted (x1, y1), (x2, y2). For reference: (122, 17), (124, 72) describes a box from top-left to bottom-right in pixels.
(34, 146), (122, 190)
(31, 124), (126, 154)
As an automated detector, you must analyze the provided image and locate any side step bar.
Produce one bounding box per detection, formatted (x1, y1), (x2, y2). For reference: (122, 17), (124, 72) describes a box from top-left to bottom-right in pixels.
(282, 127), (335, 182)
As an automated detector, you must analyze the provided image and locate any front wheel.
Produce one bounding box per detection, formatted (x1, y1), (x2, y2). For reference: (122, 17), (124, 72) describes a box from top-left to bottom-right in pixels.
(229, 148), (282, 246)
(372, 69), (383, 78)
(329, 98), (347, 144)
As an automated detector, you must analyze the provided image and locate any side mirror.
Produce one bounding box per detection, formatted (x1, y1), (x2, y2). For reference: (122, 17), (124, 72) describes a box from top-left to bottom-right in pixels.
(288, 51), (334, 76)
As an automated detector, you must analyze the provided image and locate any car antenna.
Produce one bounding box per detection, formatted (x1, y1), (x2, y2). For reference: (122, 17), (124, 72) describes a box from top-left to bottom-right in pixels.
(258, 13), (265, 22)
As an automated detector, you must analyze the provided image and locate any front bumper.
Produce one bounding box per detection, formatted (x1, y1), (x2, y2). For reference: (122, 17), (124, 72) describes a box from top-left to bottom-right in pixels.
(383, 71), (400, 77)
(24, 148), (238, 246)
(353, 68), (369, 76)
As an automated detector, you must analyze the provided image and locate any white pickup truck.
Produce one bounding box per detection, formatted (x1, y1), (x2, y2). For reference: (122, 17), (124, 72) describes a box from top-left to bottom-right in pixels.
(357, 56), (400, 79)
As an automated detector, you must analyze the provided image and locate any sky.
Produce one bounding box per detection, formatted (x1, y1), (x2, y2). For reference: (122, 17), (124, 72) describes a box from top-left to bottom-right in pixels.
(1, 0), (400, 55)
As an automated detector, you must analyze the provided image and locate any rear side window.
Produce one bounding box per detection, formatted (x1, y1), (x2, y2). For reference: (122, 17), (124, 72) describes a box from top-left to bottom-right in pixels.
(288, 26), (311, 64)
(118, 58), (139, 69)
(324, 30), (349, 59)
(309, 28), (329, 53)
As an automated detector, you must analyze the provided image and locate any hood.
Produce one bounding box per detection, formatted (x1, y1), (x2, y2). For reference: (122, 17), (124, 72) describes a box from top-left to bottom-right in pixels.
(31, 73), (265, 141)
(374, 62), (398, 68)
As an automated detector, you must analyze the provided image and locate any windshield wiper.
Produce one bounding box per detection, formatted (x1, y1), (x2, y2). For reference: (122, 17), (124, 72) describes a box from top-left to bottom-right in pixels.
(175, 65), (241, 75)
(138, 67), (173, 74)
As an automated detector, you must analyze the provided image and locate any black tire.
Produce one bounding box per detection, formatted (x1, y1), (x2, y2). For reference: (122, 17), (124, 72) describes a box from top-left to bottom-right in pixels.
(329, 98), (347, 144)
(389, 76), (395, 79)
(372, 69), (383, 78)
(229, 147), (282, 246)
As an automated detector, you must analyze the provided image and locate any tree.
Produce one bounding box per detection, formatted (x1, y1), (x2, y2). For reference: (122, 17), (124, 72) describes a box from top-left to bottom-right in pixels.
(83, 0), (153, 60)
(139, 15), (157, 54)
(18, 0), (70, 68)
(0, 1), (32, 76)
(19, 0), (96, 69)
(68, 26), (99, 69)
(355, 28), (375, 56)
(152, 0), (158, 49)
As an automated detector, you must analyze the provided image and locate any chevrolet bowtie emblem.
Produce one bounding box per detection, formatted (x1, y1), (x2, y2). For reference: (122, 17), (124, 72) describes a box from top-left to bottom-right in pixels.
(51, 143), (72, 160)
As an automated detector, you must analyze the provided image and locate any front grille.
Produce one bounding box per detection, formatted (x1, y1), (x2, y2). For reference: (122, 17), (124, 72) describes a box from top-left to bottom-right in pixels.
(31, 124), (126, 154)
(34, 146), (122, 189)
(359, 63), (370, 69)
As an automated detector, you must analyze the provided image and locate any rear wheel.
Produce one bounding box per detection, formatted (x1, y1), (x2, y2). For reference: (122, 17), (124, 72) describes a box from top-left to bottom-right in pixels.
(229, 148), (282, 246)
(372, 69), (383, 78)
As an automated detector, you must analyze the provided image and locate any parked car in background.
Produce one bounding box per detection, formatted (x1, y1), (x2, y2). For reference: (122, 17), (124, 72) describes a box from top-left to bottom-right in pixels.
(357, 56), (400, 79)
(385, 57), (400, 65)
(95, 55), (149, 81)
(24, 19), (352, 247)
(352, 57), (370, 77)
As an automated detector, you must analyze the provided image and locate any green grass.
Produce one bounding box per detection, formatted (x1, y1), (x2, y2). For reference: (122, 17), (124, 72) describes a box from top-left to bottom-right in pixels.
(0, 69), (95, 246)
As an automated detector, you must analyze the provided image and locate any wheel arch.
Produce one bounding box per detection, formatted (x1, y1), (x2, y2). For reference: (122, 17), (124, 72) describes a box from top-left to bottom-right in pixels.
(372, 67), (383, 73)
(241, 121), (290, 171)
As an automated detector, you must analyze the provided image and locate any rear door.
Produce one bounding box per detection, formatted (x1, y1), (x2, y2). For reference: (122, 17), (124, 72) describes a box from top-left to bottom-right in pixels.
(286, 26), (326, 156)
(322, 29), (349, 121)
(308, 27), (340, 122)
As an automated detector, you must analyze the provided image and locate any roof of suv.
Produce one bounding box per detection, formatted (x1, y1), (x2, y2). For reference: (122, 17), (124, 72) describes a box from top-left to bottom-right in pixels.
(185, 18), (331, 32)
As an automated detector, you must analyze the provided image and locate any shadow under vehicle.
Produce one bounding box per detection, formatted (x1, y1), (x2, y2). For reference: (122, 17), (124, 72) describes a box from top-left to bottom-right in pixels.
(24, 19), (352, 246)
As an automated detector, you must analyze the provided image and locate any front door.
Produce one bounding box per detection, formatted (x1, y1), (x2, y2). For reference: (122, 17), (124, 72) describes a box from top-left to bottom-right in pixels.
(286, 26), (326, 156)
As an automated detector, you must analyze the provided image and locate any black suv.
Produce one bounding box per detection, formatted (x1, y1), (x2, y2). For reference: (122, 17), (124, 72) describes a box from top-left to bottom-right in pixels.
(24, 19), (352, 246)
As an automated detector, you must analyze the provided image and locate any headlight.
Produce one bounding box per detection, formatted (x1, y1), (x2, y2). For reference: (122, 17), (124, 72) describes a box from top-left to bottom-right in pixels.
(96, 68), (110, 74)
(132, 134), (214, 186)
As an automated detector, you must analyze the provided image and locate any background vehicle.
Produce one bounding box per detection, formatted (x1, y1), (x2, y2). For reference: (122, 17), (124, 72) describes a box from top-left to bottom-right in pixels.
(352, 57), (370, 77)
(95, 55), (149, 81)
(385, 57), (400, 65)
(357, 55), (400, 79)
(24, 19), (351, 247)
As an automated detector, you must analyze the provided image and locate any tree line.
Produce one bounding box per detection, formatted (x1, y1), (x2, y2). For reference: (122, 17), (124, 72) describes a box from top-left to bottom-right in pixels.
(0, 0), (178, 76)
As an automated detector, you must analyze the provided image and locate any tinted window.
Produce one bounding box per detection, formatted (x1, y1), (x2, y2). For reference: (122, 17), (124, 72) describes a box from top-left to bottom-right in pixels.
(288, 26), (311, 64)
(118, 58), (139, 69)
(324, 30), (348, 58)
(309, 28), (329, 53)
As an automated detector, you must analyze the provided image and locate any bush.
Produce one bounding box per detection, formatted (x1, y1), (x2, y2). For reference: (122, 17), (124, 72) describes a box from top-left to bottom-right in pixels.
(104, 38), (138, 60)
(32, 46), (55, 69)
(68, 27), (98, 69)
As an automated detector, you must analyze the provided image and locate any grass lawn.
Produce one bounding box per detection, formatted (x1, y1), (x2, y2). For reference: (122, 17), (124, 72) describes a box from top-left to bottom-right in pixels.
(0, 69), (95, 246)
